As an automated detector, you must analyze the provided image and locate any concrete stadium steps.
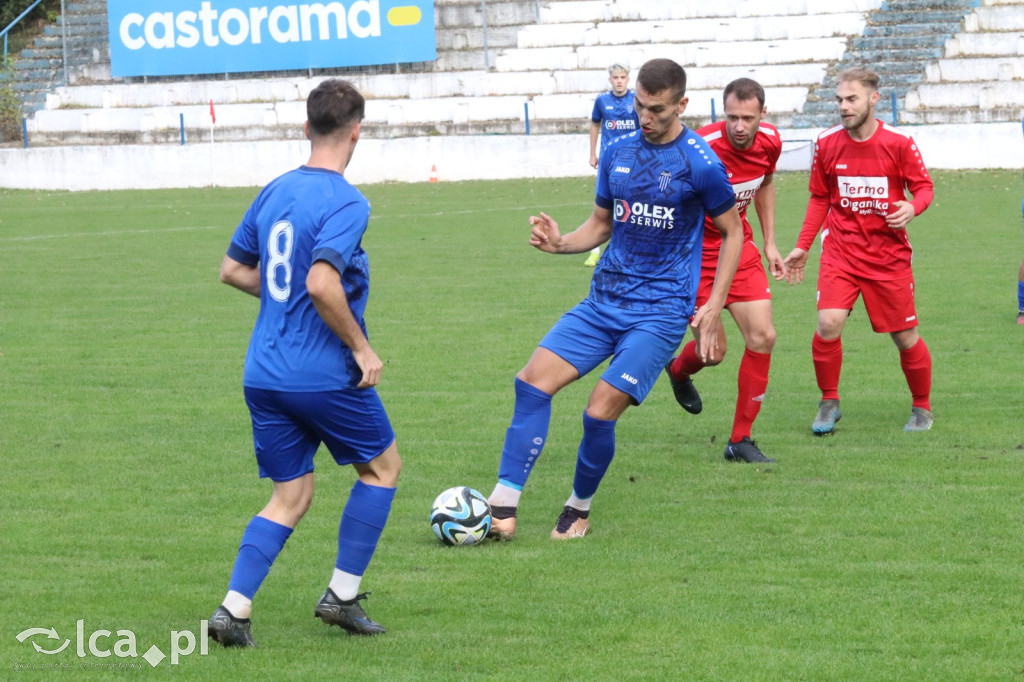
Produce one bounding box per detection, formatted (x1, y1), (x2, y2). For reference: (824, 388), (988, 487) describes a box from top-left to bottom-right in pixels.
(537, 0), (882, 23)
(908, 82), (1024, 110)
(44, 60), (827, 109)
(10, 0), (110, 114)
(21, 118), (589, 147)
(28, 85), (810, 141)
(516, 12), (869, 48)
(12, 0), (1024, 145)
(964, 3), (1024, 30)
(899, 0), (1024, 125)
(792, 0), (976, 128)
(499, 37), (850, 72)
(925, 57), (1024, 83)
(945, 32), (1024, 57)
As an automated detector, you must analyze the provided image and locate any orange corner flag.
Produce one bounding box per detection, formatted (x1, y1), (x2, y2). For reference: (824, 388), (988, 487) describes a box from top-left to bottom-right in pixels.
(209, 100), (216, 124)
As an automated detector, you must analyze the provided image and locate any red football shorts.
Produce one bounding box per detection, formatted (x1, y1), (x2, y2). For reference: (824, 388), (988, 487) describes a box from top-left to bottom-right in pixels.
(816, 261), (918, 333)
(696, 241), (771, 309)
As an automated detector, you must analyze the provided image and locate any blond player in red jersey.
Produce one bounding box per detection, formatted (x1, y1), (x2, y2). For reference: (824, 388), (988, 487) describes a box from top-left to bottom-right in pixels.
(664, 78), (787, 463)
(783, 67), (935, 435)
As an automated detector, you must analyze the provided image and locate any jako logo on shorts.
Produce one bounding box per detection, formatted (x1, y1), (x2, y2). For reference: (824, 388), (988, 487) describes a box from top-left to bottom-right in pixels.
(107, 0), (436, 77)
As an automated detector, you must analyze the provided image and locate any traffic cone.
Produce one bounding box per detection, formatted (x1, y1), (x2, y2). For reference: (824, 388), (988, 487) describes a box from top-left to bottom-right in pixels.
(429, 165), (438, 183)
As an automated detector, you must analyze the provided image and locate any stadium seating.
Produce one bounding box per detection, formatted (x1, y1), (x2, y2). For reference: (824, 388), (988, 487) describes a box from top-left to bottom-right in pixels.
(902, 0), (1024, 124)
(15, 0), (1024, 145)
(23, 0), (887, 145)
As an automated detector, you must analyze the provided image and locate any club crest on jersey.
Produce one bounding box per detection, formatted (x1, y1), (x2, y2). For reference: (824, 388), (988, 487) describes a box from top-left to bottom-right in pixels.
(614, 199), (675, 229)
(658, 170), (672, 192)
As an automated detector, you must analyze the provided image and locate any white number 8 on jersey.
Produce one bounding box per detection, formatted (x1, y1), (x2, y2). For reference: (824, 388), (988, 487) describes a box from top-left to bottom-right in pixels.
(266, 220), (293, 302)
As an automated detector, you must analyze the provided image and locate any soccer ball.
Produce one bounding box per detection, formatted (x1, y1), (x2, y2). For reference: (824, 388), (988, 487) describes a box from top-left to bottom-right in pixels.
(429, 487), (492, 546)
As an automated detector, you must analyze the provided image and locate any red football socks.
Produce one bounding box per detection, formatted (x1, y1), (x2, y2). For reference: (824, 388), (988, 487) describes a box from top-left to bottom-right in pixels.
(670, 340), (704, 379)
(812, 332), (842, 401)
(899, 338), (932, 410)
(731, 348), (771, 443)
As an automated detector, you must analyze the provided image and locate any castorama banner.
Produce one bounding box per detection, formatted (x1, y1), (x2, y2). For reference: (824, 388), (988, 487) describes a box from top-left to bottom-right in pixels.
(107, 1), (436, 77)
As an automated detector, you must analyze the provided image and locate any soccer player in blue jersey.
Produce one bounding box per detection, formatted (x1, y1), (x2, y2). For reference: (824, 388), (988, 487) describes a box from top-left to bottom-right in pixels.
(589, 63), (639, 169)
(586, 63), (641, 265)
(208, 79), (401, 647)
(1018, 203), (1023, 324)
(1018, 115), (1024, 324)
(487, 58), (744, 541)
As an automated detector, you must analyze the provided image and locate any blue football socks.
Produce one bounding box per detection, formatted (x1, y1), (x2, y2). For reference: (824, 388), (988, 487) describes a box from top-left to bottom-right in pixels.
(227, 516), (294, 599)
(1017, 279), (1023, 313)
(497, 378), (553, 489)
(571, 411), (617, 500)
(336, 480), (396, 576)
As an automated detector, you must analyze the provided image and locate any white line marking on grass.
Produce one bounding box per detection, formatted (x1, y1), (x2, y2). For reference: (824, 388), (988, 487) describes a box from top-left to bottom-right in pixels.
(0, 225), (222, 243)
(0, 201), (594, 243)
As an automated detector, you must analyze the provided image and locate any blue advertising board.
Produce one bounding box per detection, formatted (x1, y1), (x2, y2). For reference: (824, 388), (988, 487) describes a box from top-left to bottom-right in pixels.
(107, 1), (436, 77)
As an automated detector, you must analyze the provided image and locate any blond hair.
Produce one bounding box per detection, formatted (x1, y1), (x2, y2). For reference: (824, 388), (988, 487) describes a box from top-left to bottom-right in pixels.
(838, 67), (880, 92)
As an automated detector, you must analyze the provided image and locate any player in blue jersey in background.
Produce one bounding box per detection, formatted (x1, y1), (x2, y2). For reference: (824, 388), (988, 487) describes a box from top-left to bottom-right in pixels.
(1018, 114), (1024, 324)
(487, 58), (744, 541)
(589, 63), (639, 169)
(1018, 196), (1023, 324)
(209, 79), (401, 646)
(586, 63), (641, 266)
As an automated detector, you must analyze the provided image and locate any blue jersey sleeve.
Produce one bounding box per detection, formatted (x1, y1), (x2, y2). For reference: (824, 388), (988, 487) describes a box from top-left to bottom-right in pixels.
(311, 198), (370, 273)
(591, 94), (603, 123)
(227, 199), (262, 266)
(691, 148), (736, 219)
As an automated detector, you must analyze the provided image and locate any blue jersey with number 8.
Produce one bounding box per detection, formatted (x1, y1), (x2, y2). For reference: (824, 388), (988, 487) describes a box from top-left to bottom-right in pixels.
(227, 166), (371, 391)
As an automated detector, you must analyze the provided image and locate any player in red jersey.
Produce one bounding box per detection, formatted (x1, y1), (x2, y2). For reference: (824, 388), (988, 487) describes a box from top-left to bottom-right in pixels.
(664, 78), (786, 463)
(783, 67), (935, 435)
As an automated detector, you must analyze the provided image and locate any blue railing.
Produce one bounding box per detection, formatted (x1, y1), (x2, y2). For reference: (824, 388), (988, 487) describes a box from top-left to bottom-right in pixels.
(1, 0), (46, 61)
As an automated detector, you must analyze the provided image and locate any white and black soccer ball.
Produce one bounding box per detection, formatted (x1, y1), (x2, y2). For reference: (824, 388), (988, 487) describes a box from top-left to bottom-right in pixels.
(429, 486), (492, 546)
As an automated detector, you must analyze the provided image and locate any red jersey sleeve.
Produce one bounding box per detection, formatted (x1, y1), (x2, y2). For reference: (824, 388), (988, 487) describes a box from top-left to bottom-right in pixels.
(901, 134), (933, 216)
(796, 139), (830, 250)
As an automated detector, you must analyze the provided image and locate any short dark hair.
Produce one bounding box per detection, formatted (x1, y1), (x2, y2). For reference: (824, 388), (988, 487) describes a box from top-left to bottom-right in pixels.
(306, 78), (365, 138)
(723, 78), (765, 109)
(636, 58), (687, 103)
(838, 67), (880, 92)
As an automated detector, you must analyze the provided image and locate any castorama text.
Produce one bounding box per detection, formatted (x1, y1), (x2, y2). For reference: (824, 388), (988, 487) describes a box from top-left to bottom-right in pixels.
(107, 1), (436, 77)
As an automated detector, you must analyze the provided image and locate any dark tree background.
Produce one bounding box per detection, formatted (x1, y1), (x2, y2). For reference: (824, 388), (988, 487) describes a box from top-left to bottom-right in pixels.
(1, 0), (59, 34)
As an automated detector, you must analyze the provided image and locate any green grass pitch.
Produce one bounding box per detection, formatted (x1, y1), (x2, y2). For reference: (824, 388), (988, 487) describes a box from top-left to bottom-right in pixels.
(0, 170), (1022, 679)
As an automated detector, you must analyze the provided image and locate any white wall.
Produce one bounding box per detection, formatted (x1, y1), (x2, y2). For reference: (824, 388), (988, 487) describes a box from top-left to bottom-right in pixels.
(0, 123), (1019, 191)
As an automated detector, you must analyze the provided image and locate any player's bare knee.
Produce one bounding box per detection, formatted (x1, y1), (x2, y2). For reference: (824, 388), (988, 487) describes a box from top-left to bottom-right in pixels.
(264, 482), (314, 525)
(359, 444), (401, 488)
(288, 488), (315, 516)
(747, 326), (776, 354)
(890, 327), (920, 350)
(816, 315), (845, 340)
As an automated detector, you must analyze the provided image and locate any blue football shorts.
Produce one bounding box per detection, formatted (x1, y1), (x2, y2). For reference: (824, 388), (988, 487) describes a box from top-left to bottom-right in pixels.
(243, 386), (396, 482)
(539, 298), (687, 404)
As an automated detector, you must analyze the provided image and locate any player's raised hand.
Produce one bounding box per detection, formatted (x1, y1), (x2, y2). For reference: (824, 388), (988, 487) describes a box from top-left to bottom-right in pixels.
(885, 200), (916, 230)
(764, 243), (788, 281)
(352, 345), (383, 389)
(529, 212), (562, 253)
(782, 248), (808, 285)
